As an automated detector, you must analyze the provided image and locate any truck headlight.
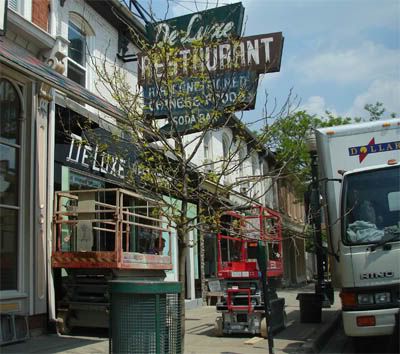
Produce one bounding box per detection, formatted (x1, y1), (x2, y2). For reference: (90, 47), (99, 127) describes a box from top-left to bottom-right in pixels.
(374, 292), (391, 304)
(357, 294), (374, 305)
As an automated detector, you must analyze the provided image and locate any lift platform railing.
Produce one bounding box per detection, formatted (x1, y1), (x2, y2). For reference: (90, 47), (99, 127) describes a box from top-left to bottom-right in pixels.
(216, 206), (284, 278)
(226, 288), (253, 313)
(52, 188), (172, 270)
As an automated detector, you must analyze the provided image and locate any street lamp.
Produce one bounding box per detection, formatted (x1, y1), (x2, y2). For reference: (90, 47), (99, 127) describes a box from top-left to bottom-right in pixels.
(305, 130), (329, 308)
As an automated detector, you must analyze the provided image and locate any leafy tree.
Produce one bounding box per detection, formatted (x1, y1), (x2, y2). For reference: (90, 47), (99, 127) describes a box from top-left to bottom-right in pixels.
(85, 6), (287, 342)
(364, 101), (397, 121)
(364, 102), (385, 121)
(261, 111), (351, 197)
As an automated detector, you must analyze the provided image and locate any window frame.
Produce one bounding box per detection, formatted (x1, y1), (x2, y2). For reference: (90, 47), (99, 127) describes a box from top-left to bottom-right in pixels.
(341, 165), (400, 246)
(0, 74), (27, 298)
(67, 20), (87, 87)
(67, 13), (95, 89)
(8, 0), (32, 20)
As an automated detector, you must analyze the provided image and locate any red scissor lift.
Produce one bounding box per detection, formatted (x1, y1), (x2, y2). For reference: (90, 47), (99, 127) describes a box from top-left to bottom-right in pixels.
(52, 188), (172, 333)
(214, 206), (285, 337)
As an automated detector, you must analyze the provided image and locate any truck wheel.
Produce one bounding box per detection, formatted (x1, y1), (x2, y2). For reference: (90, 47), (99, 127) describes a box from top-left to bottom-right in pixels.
(57, 311), (72, 335)
(282, 311), (288, 329)
(260, 318), (268, 338)
(214, 317), (223, 337)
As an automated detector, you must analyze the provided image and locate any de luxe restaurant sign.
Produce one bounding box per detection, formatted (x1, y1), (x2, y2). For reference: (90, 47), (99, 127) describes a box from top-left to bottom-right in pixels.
(138, 2), (284, 133)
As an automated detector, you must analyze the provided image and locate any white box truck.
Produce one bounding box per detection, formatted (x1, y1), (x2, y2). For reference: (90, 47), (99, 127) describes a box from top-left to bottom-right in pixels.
(314, 119), (399, 340)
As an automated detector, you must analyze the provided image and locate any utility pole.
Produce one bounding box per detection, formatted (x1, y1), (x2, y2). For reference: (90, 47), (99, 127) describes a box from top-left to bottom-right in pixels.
(257, 241), (274, 354)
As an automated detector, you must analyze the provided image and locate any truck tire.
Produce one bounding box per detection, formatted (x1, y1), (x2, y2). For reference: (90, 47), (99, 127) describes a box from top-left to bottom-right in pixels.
(214, 317), (224, 337)
(282, 311), (288, 329)
(260, 318), (268, 338)
(57, 311), (72, 335)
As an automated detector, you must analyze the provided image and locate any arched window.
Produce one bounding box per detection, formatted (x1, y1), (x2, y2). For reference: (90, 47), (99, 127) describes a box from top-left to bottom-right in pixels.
(67, 13), (94, 87)
(0, 78), (22, 291)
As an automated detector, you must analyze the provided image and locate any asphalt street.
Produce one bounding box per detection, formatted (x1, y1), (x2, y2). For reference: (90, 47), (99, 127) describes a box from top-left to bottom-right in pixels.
(321, 322), (399, 354)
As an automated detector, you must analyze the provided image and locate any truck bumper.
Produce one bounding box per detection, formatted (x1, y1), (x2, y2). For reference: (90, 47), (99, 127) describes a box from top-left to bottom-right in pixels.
(342, 308), (399, 337)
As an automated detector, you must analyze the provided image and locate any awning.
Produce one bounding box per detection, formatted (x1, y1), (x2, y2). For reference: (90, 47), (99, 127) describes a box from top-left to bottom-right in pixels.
(0, 40), (125, 120)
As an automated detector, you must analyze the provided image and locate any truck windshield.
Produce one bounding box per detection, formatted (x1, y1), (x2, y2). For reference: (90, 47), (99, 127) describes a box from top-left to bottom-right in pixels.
(342, 165), (400, 245)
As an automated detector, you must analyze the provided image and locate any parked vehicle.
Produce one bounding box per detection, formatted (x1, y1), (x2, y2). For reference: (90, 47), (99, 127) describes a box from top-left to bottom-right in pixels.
(314, 119), (400, 340)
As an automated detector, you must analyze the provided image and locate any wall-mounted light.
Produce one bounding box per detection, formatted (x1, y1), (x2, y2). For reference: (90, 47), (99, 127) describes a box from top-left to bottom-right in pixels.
(0, 0), (8, 36)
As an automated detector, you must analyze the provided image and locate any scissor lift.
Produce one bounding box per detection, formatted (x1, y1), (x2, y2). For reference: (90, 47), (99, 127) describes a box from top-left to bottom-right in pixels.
(214, 206), (285, 337)
(52, 188), (172, 333)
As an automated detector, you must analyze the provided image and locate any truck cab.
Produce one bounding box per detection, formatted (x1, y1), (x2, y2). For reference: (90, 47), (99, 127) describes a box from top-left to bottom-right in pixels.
(314, 119), (400, 340)
(339, 162), (400, 337)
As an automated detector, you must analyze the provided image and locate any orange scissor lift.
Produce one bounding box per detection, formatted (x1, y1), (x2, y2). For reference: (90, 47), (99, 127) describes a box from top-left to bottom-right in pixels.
(52, 188), (172, 333)
(214, 206), (285, 337)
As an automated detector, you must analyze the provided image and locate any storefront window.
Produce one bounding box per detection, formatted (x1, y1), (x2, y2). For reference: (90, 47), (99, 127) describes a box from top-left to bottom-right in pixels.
(0, 78), (21, 291)
(0, 145), (19, 206)
(69, 171), (104, 190)
(0, 79), (20, 144)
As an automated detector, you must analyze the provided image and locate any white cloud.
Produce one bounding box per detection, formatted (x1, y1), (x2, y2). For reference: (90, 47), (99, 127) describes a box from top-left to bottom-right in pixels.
(297, 41), (400, 84)
(230, 0), (400, 46)
(299, 79), (400, 119)
(299, 96), (337, 117)
(345, 79), (400, 117)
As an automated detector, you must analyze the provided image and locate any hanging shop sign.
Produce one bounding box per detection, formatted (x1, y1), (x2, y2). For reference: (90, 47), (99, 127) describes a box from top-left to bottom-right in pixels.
(138, 2), (284, 134)
(149, 71), (258, 134)
(146, 2), (244, 46)
(138, 32), (284, 83)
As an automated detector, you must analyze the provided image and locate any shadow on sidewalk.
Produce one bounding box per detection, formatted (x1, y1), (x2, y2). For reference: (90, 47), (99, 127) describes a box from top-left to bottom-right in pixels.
(1, 333), (107, 354)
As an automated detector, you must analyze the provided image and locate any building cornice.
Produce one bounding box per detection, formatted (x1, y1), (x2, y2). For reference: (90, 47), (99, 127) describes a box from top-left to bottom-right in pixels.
(7, 9), (55, 53)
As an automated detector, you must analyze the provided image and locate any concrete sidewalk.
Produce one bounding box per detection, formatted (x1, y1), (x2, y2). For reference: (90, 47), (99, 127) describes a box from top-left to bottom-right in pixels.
(1, 283), (341, 354)
(184, 284), (341, 354)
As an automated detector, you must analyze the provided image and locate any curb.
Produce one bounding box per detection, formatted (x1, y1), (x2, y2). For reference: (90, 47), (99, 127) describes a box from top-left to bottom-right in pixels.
(300, 311), (342, 353)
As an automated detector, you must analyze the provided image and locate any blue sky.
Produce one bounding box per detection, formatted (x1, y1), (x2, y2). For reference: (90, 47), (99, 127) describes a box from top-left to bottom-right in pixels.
(145, 0), (400, 123)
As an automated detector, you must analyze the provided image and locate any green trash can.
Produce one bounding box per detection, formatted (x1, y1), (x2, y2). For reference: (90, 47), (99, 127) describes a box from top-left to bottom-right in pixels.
(109, 280), (183, 354)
